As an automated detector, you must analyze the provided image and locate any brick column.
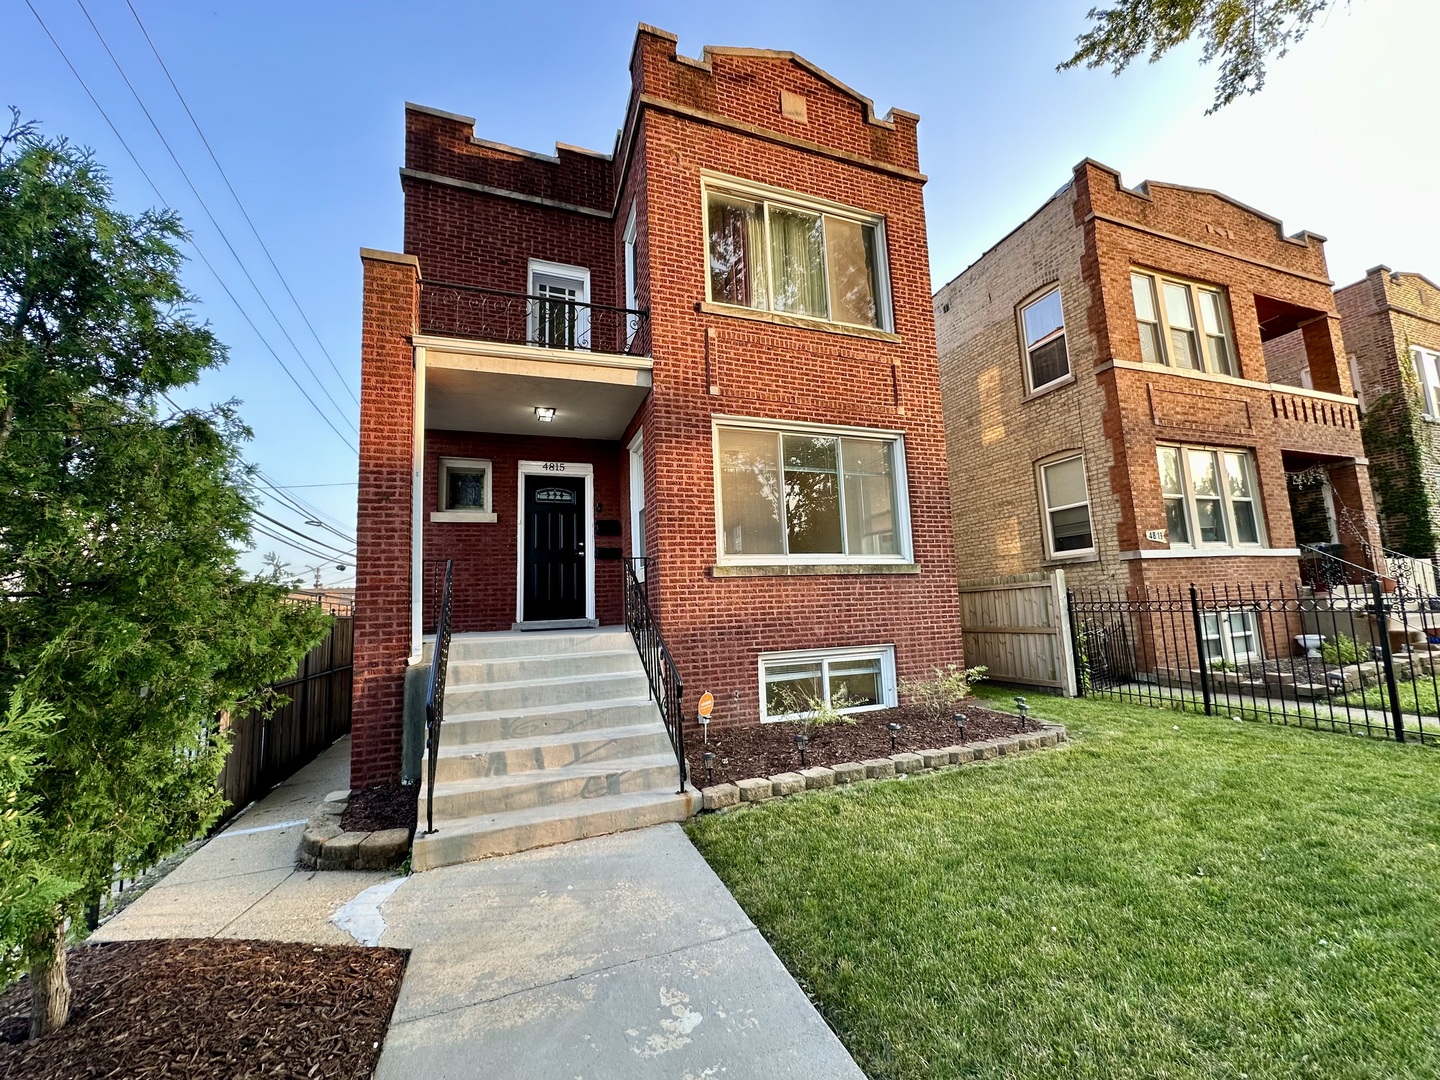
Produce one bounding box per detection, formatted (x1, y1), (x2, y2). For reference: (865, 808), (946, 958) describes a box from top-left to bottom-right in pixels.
(1330, 459), (1384, 573)
(1301, 315), (1351, 397)
(352, 249), (420, 788)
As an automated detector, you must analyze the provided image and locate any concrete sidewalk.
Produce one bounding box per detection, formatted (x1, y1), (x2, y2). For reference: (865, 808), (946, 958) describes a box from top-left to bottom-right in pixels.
(94, 736), (867, 1079)
(92, 736), (393, 945)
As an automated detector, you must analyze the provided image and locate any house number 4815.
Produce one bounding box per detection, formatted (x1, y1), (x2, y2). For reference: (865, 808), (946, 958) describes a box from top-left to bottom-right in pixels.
(541, 462), (567, 472)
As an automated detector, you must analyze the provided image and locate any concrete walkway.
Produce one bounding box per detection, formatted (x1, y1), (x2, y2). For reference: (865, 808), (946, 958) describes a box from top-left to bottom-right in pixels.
(94, 737), (867, 1079)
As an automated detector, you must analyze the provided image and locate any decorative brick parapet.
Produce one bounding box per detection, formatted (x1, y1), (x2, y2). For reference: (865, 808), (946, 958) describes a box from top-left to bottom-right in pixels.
(698, 724), (1069, 812)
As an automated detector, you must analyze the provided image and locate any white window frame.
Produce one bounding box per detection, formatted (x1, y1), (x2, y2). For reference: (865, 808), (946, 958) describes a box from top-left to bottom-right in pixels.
(1018, 285), (1070, 393)
(1411, 346), (1440, 419)
(1038, 454), (1094, 559)
(527, 258), (591, 352)
(628, 428), (646, 580)
(712, 416), (912, 566)
(433, 456), (496, 523)
(1131, 270), (1238, 377)
(1156, 444), (1266, 550)
(1200, 610), (1263, 666)
(622, 201), (639, 347)
(758, 644), (897, 722)
(700, 173), (893, 332)
(1349, 353), (1365, 411)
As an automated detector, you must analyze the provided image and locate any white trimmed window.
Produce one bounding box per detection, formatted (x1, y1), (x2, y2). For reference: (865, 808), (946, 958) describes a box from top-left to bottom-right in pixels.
(435, 457), (495, 522)
(1020, 287), (1069, 392)
(623, 202), (639, 346)
(1131, 271), (1236, 376)
(528, 258), (590, 350)
(703, 177), (891, 331)
(1411, 346), (1440, 418)
(760, 646), (896, 721)
(715, 420), (910, 564)
(1200, 610), (1262, 665)
(1156, 445), (1264, 548)
(1039, 455), (1094, 557)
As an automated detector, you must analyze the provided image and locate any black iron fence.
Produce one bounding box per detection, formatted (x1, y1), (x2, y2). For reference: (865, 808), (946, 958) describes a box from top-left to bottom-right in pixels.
(1067, 565), (1439, 745)
(624, 557), (688, 792)
(420, 279), (651, 357)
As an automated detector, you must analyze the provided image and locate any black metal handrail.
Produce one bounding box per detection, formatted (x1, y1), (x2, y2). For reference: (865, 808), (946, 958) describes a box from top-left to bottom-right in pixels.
(419, 279), (651, 357)
(422, 559), (454, 835)
(623, 557), (688, 793)
(1299, 543), (1378, 592)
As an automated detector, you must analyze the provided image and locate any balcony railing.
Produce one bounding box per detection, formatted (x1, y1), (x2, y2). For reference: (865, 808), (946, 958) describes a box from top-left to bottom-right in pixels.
(420, 279), (650, 357)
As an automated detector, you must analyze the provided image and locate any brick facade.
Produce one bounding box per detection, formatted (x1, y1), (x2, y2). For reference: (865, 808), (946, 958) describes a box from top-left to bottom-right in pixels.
(1337, 267), (1440, 556)
(934, 160), (1382, 602)
(353, 26), (964, 783)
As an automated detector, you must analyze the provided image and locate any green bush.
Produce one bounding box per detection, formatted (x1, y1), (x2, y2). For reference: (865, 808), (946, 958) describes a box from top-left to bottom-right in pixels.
(1322, 633), (1365, 665)
(899, 663), (988, 724)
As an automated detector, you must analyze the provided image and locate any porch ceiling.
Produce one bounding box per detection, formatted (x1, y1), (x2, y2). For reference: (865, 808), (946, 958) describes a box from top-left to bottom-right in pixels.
(419, 336), (651, 441)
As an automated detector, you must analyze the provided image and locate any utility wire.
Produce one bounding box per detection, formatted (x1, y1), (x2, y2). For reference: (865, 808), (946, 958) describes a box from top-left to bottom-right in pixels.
(123, 0), (358, 406)
(251, 523), (350, 565)
(25, 1), (358, 456)
(73, 0), (358, 434)
(251, 508), (355, 559)
(252, 468), (354, 537)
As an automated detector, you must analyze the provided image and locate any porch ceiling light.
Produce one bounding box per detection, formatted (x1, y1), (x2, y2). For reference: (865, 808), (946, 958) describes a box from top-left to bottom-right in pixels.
(534, 407), (556, 423)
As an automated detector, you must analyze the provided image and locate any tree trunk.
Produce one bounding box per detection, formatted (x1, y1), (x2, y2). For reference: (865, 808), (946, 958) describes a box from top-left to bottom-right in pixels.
(28, 918), (71, 1039)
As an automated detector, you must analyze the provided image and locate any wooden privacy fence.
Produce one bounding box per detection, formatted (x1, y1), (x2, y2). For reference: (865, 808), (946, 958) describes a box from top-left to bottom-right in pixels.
(216, 612), (354, 822)
(957, 571), (1076, 694)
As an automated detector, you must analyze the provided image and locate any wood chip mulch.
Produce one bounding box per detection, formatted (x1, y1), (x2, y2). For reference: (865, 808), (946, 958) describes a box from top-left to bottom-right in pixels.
(687, 701), (1030, 786)
(341, 782), (418, 834)
(0, 939), (407, 1079)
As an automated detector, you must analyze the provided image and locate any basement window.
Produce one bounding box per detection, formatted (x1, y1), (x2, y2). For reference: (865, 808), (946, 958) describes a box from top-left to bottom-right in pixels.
(433, 457), (496, 522)
(760, 646), (896, 722)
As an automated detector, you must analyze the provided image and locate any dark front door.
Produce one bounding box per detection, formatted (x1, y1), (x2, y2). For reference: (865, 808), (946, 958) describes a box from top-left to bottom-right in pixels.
(522, 474), (587, 622)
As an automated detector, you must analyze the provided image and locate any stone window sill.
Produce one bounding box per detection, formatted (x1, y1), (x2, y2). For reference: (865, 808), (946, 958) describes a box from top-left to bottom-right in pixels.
(710, 562), (921, 577)
(696, 301), (902, 344)
(430, 510), (498, 523)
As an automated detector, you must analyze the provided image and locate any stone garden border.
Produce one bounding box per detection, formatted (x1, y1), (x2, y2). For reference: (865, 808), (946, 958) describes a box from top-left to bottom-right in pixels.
(698, 723), (1069, 811)
(296, 789), (412, 871)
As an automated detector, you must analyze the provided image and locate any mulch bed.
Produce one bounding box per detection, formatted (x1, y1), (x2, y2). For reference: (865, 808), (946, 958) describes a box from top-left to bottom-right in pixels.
(0, 939), (407, 1079)
(341, 782), (418, 834)
(687, 701), (1029, 787)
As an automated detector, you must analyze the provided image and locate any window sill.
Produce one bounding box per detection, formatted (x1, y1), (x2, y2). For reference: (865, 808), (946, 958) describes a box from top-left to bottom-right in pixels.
(1118, 546), (1300, 560)
(696, 301), (901, 343)
(1022, 374), (1076, 403)
(1043, 552), (1099, 567)
(711, 562), (920, 577)
(430, 510), (498, 523)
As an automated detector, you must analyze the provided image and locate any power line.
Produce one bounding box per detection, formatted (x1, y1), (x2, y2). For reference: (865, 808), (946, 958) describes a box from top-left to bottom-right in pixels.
(24, 1), (358, 457)
(122, 0), (359, 407)
(72, 0), (358, 435)
(252, 469), (354, 539)
(250, 523), (351, 565)
(251, 508), (355, 559)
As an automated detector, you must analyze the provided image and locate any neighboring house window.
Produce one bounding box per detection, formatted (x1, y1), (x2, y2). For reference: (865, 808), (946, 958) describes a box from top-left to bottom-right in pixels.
(715, 421), (909, 563)
(1020, 287), (1068, 391)
(1155, 445), (1264, 547)
(703, 178), (890, 330)
(1131, 271), (1236, 376)
(760, 646), (896, 721)
(528, 259), (590, 350)
(623, 202), (639, 346)
(1411, 346), (1440, 418)
(1200, 610), (1262, 665)
(435, 457), (495, 521)
(1039, 455), (1093, 557)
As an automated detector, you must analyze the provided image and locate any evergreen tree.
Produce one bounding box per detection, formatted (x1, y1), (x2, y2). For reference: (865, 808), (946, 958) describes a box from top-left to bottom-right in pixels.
(0, 113), (329, 1036)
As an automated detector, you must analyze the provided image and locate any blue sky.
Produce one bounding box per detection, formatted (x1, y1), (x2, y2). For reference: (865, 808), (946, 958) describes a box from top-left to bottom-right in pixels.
(8, 0), (1436, 584)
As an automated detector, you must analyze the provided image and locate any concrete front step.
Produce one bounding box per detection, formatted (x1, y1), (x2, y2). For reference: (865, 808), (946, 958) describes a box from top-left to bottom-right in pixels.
(445, 648), (639, 686)
(424, 754), (682, 819)
(444, 670), (650, 714)
(426, 723), (675, 784)
(426, 628), (633, 663)
(437, 697), (660, 746)
(412, 788), (698, 870)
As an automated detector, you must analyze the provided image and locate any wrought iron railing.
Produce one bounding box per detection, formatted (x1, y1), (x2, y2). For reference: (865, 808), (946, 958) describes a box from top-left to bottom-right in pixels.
(419, 279), (651, 357)
(422, 559), (454, 835)
(623, 557), (688, 792)
(1299, 543), (1376, 593)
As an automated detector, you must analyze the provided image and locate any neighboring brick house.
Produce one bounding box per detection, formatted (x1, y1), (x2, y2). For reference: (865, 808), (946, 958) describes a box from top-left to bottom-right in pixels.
(1323, 267), (1440, 558)
(932, 160), (1383, 622)
(353, 25), (963, 788)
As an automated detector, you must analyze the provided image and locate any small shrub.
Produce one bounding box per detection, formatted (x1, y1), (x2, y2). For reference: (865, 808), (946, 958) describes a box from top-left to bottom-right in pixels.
(899, 664), (988, 725)
(1322, 633), (1365, 666)
(771, 685), (862, 737)
(1211, 659), (1237, 672)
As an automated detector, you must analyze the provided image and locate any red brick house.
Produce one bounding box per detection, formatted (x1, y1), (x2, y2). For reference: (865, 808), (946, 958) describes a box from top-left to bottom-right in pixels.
(355, 26), (963, 864)
(933, 161), (1382, 680)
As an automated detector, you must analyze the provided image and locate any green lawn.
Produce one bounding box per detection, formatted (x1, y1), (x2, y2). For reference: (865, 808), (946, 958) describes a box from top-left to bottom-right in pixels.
(1348, 678), (1440, 719)
(686, 686), (1440, 1080)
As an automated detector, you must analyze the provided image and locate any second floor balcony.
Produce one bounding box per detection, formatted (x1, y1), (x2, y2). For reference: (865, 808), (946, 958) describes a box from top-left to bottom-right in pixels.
(419, 279), (651, 358)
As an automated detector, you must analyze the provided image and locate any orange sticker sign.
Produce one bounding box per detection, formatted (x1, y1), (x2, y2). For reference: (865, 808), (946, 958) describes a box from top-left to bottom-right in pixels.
(697, 692), (715, 720)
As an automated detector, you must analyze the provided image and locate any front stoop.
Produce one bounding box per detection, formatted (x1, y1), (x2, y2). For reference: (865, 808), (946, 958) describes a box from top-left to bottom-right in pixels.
(412, 628), (696, 871)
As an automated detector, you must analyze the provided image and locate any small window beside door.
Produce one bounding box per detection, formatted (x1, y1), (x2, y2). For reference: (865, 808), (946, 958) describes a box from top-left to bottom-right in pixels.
(1019, 287), (1069, 393)
(433, 457), (496, 523)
